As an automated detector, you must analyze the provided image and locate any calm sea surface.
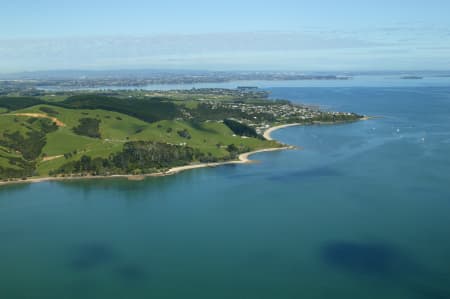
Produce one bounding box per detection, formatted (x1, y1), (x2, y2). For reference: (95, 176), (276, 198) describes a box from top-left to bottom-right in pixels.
(1, 78), (450, 298)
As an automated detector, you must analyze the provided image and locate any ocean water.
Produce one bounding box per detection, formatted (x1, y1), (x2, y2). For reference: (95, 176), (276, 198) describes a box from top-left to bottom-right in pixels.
(1, 82), (450, 298)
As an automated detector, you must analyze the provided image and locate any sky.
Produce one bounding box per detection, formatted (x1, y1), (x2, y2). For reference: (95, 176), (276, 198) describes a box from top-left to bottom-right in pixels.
(1, 0), (450, 73)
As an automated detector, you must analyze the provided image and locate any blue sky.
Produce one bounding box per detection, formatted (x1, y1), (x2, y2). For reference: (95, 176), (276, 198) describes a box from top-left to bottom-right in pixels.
(1, 0), (450, 72)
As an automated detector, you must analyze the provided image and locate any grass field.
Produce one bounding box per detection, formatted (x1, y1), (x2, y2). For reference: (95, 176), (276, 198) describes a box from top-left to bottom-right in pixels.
(14, 104), (275, 157)
(132, 120), (276, 156)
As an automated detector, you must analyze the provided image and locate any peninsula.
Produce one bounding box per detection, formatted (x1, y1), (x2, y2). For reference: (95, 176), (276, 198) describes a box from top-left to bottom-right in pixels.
(0, 88), (362, 185)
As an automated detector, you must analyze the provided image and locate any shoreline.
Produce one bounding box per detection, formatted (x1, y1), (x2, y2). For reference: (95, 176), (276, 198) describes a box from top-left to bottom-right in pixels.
(0, 125), (298, 187)
(0, 147), (294, 187)
(0, 118), (370, 187)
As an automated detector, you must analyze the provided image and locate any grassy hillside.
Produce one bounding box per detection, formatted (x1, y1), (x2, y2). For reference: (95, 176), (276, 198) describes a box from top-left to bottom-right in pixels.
(1, 101), (279, 180)
(56, 95), (182, 122)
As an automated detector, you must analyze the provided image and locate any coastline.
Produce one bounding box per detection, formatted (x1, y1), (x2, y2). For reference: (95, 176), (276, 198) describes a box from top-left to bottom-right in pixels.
(0, 125), (298, 187)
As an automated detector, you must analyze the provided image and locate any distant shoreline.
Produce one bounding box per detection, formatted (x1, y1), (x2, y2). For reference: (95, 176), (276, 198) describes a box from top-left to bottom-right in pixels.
(0, 125), (298, 187)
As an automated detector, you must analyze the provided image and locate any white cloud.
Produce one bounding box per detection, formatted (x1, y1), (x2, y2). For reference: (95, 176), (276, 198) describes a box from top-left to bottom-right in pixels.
(0, 30), (448, 72)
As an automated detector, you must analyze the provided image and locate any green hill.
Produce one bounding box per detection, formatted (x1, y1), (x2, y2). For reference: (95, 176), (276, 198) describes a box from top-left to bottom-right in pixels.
(0, 102), (278, 180)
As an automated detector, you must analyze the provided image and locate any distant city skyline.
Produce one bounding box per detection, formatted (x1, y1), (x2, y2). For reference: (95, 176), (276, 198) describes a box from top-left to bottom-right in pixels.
(1, 0), (450, 72)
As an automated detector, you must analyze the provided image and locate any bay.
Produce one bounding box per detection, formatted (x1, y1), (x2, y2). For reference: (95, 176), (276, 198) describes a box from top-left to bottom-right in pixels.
(1, 81), (450, 298)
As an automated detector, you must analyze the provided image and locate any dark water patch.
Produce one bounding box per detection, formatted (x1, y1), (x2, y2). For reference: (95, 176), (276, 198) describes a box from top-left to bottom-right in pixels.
(115, 263), (149, 282)
(57, 173), (194, 197)
(58, 178), (149, 192)
(408, 270), (450, 299)
(322, 242), (450, 298)
(321, 241), (400, 276)
(270, 166), (341, 181)
(225, 172), (262, 180)
(412, 287), (450, 299)
(69, 242), (117, 271)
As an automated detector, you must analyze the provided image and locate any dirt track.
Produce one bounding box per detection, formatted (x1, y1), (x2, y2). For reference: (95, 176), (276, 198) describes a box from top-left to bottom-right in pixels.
(10, 113), (66, 127)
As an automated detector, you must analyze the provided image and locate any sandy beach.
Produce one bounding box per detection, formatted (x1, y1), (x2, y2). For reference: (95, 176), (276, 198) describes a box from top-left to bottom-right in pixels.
(0, 125), (299, 187)
(8, 113), (66, 127)
(263, 123), (301, 140)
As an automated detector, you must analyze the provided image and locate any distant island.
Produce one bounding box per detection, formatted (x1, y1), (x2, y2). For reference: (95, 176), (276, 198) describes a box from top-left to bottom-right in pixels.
(401, 75), (423, 80)
(0, 88), (363, 185)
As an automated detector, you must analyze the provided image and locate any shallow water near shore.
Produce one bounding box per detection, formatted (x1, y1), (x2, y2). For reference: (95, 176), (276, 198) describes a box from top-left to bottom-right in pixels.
(1, 84), (450, 298)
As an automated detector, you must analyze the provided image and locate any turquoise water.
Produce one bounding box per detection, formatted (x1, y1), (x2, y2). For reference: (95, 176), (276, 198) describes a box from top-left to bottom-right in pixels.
(1, 84), (450, 298)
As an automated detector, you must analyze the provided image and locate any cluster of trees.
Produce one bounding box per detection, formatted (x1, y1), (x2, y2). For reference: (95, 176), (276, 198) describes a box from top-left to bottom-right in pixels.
(51, 155), (110, 175)
(39, 106), (59, 116)
(51, 141), (200, 176)
(197, 152), (219, 163)
(63, 150), (78, 159)
(0, 157), (36, 180)
(0, 119), (57, 161)
(223, 119), (263, 139)
(0, 97), (44, 111)
(113, 141), (197, 170)
(73, 118), (101, 138)
(57, 95), (181, 123)
(1, 131), (47, 161)
(50, 140), (251, 176)
(0, 118), (58, 179)
(177, 129), (191, 139)
(225, 143), (251, 159)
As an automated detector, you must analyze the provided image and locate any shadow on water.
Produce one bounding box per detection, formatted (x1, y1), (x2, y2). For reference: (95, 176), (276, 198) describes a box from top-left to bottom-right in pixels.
(55, 175), (185, 200)
(269, 166), (341, 181)
(69, 242), (117, 271)
(412, 286), (450, 299)
(225, 170), (265, 181)
(68, 241), (151, 286)
(115, 263), (149, 282)
(322, 241), (400, 276)
(58, 178), (153, 192)
(321, 241), (450, 299)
